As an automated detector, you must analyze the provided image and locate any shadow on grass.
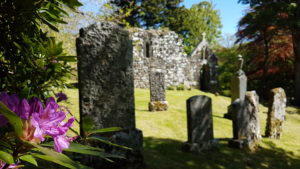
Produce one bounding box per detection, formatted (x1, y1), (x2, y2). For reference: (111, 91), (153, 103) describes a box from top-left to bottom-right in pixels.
(66, 82), (78, 88)
(143, 137), (300, 169)
(135, 109), (149, 112)
(213, 114), (225, 119)
(286, 108), (300, 115)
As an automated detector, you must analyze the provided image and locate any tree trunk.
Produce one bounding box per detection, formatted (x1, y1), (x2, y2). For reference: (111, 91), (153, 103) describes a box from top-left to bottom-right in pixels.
(294, 1), (300, 106)
(294, 33), (300, 106)
(262, 30), (269, 80)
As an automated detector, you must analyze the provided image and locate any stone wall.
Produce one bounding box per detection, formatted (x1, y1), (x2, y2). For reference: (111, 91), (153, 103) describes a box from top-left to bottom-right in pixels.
(130, 29), (218, 91)
(130, 29), (189, 88)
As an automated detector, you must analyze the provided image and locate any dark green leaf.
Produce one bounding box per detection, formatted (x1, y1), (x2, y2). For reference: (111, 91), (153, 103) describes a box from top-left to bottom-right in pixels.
(0, 102), (23, 137)
(63, 0), (83, 9)
(38, 16), (59, 32)
(0, 151), (14, 164)
(82, 116), (95, 133)
(13, 42), (22, 50)
(30, 143), (91, 169)
(57, 56), (77, 62)
(89, 127), (122, 134)
(42, 142), (103, 152)
(20, 155), (38, 166)
(87, 136), (132, 150)
(0, 140), (11, 150)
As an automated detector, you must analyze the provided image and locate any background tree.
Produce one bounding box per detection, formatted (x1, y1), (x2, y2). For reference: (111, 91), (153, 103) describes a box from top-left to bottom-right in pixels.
(237, 0), (300, 105)
(108, 0), (184, 28)
(0, 0), (82, 99)
(107, 0), (221, 54)
(182, 1), (222, 54)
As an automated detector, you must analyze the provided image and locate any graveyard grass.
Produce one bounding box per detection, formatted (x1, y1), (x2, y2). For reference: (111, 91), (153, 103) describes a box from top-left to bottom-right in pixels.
(64, 88), (300, 169)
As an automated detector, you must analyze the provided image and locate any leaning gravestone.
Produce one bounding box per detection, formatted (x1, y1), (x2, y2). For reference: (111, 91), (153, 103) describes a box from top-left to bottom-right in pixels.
(148, 68), (168, 111)
(229, 91), (261, 149)
(265, 87), (286, 139)
(77, 21), (144, 169)
(224, 55), (247, 119)
(182, 95), (214, 153)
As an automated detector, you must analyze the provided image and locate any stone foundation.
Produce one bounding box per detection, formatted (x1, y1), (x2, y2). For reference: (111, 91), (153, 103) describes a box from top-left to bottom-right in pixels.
(148, 101), (168, 111)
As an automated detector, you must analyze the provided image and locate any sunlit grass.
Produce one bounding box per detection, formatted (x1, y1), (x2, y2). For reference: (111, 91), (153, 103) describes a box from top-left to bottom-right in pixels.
(64, 87), (300, 169)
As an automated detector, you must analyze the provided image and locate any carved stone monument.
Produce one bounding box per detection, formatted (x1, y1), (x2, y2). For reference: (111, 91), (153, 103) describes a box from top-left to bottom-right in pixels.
(228, 91), (261, 149)
(77, 21), (144, 169)
(148, 68), (168, 111)
(265, 87), (286, 139)
(224, 55), (247, 119)
(183, 95), (214, 153)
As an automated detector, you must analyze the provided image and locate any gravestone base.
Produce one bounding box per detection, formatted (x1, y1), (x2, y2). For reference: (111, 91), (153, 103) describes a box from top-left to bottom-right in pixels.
(148, 101), (168, 111)
(182, 140), (216, 153)
(223, 111), (232, 119)
(228, 139), (257, 149)
(106, 129), (144, 169)
(224, 105), (233, 119)
(265, 119), (283, 139)
(74, 129), (144, 169)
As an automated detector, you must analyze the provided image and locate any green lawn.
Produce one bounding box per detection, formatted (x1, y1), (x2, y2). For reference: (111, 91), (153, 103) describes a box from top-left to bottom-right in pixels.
(64, 88), (300, 169)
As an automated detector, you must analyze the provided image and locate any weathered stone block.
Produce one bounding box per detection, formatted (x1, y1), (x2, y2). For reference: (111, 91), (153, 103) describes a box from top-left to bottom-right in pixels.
(265, 87), (286, 139)
(229, 91), (261, 149)
(183, 95), (214, 153)
(148, 101), (168, 111)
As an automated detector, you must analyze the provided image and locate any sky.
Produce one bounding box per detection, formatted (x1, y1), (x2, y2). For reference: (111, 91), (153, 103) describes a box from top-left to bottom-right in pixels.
(79, 0), (247, 36)
(182, 0), (247, 35)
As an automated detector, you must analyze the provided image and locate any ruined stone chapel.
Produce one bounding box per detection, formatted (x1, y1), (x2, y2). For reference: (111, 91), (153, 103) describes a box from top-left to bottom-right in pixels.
(131, 28), (218, 92)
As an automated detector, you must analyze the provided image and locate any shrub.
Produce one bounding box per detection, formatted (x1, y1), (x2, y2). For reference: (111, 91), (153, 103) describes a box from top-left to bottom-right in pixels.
(0, 92), (124, 168)
(0, 0), (80, 99)
(167, 85), (176, 90)
(176, 84), (185, 91)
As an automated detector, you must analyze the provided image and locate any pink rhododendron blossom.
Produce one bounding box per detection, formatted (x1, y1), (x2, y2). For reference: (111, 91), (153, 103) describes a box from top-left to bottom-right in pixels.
(55, 92), (68, 101)
(0, 160), (20, 169)
(0, 92), (75, 153)
(54, 135), (71, 152)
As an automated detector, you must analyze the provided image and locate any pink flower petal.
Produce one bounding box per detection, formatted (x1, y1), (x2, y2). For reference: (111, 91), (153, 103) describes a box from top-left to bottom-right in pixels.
(17, 99), (30, 119)
(0, 115), (7, 127)
(29, 97), (43, 116)
(62, 117), (75, 128)
(54, 135), (70, 153)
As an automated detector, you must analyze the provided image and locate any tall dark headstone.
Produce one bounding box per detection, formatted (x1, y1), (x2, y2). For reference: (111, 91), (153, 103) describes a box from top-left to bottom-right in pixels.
(265, 87), (286, 139)
(229, 91), (261, 149)
(183, 95), (214, 153)
(188, 33), (219, 91)
(148, 68), (168, 111)
(200, 54), (219, 93)
(224, 55), (247, 119)
(77, 21), (143, 169)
